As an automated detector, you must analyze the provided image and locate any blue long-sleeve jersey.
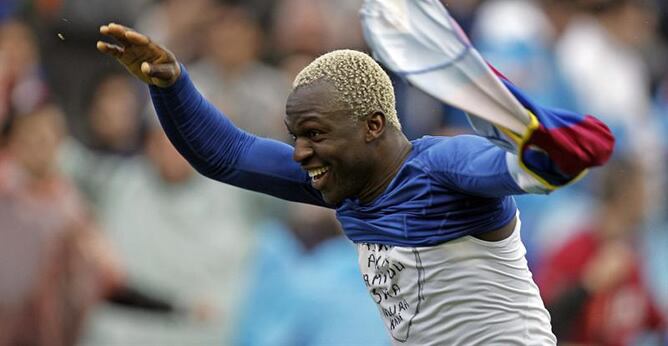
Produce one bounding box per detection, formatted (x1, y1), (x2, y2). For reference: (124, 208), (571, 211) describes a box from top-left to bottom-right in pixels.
(149, 68), (527, 247)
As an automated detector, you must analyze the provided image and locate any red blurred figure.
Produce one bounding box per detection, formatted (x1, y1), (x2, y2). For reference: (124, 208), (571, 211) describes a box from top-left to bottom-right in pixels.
(537, 158), (665, 345)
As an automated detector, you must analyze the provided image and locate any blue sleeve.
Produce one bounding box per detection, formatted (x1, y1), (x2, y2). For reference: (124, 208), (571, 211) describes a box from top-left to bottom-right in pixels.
(148, 66), (330, 208)
(422, 136), (525, 197)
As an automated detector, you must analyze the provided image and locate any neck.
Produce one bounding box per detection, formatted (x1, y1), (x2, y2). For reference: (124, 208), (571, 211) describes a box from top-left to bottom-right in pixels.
(358, 131), (412, 204)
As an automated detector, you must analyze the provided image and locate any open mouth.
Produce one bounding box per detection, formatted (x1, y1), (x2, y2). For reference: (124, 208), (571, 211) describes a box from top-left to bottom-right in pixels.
(307, 166), (330, 188)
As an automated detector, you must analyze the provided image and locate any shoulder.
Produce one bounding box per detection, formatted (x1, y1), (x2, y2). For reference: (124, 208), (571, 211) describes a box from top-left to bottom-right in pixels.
(411, 135), (494, 162)
(412, 134), (489, 150)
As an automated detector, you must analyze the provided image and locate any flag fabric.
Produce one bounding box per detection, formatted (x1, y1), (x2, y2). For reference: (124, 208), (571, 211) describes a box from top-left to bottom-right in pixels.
(498, 72), (615, 188)
(360, 0), (530, 134)
(360, 0), (614, 190)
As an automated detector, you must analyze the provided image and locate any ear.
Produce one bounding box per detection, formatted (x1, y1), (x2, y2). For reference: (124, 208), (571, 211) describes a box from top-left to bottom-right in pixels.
(365, 111), (386, 142)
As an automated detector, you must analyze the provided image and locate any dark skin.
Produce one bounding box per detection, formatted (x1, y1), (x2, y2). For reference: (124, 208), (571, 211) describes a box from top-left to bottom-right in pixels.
(285, 80), (515, 241)
(97, 23), (515, 241)
(285, 79), (413, 205)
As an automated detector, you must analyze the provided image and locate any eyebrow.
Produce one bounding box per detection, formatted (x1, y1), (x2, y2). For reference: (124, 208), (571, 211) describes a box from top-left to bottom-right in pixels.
(295, 115), (324, 127)
(285, 115), (326, 129)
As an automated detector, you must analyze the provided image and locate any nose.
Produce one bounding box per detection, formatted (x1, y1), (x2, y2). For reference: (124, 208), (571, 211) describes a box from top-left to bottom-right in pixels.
(292, 138), (314, 163)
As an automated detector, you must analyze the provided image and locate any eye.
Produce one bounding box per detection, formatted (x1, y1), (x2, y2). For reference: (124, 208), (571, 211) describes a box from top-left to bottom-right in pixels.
(306, 130), (323, 140)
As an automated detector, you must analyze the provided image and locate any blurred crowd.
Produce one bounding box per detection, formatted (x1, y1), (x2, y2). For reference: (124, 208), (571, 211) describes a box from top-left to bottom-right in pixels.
(0, 0), (666, 345)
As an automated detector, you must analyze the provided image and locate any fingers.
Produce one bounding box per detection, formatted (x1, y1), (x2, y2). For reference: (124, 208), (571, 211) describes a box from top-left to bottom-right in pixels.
(100, 23), (129, 45)
(99, 23), (162, 58)
(96, 41), (124, 57)
(125, 30), (150, 46)
(98, 22), (180, 87)
(100, 23), (148, 46)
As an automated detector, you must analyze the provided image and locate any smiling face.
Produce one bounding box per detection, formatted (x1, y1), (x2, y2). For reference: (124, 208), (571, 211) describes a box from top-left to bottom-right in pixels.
(285, 80), (376, 204)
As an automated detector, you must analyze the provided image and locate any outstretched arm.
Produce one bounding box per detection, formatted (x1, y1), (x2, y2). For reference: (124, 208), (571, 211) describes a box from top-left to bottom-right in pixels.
(97, 23), (328, 207)
(150, 67), (327, 205)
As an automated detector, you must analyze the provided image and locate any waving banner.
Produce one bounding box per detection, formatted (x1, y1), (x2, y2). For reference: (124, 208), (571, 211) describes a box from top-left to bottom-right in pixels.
(360, 0), (530, 136)
(361, 0), (614, 189)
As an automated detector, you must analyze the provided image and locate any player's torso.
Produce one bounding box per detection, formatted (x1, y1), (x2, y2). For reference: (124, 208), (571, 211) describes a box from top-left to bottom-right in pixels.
(335, 142), (516, 247)
(356, 218), (556, 345)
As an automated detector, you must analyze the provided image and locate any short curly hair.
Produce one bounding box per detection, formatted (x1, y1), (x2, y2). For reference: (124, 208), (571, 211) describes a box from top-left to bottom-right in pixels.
(293, 49), (401, 130)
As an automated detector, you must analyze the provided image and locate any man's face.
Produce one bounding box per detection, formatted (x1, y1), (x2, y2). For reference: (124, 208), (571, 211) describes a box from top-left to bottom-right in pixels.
(285, 80), (374, 205)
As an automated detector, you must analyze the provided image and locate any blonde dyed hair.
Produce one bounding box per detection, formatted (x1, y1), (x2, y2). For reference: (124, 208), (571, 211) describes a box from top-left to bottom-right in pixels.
(293, 50), (401, 130)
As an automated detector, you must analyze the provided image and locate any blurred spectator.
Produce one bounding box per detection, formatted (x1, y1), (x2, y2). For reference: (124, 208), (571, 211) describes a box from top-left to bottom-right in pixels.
(536, 158), (665, 345)
(136, 0), (218, 65)
(84, 72), (146, 155)
(269, 0), (366, 70)
(33, 0), (153, 142)
(472, 0), (580, 111)
(234, 203), (388, 346)
(558, 0), (668, 242)
(189, 5), (291, 141)
(0, 104), (123, 346)
(270, 0), (332, 58)
(557, 0), (657, 149)
(87, 73), (143, 155)
(60, 71), (146, 208)
(79, 124), (257, 345)
(34, 0), (152, 27)
(315, 0), (366, 52)
(272, 0), (366, 56)
(0, 19), (49, 126)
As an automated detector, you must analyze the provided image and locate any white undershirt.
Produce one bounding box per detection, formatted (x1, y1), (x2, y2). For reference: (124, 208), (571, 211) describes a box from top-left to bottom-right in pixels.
(356, 215), (556, 345)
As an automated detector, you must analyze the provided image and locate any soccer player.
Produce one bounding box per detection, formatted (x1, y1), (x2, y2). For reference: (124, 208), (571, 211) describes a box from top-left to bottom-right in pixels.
(97, 22), (613, 345)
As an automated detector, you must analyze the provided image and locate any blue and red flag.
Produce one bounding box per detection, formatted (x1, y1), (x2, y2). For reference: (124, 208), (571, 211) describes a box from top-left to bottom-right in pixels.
(489, 65), (615, 187)
(361, 0), (615, 190)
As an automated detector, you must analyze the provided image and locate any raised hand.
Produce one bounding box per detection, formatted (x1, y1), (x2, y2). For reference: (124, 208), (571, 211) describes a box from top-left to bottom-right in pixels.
(97, 23), (181, 88)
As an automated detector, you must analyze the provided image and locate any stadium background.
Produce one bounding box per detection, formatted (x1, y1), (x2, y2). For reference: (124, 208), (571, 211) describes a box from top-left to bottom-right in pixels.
(0, 0), (666, 345)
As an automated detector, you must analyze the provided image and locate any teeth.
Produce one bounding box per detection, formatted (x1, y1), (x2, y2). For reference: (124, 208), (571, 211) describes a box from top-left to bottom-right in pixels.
(308, 167), (329, 178)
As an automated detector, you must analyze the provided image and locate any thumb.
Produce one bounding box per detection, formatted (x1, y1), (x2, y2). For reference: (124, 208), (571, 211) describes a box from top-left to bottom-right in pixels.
(141, 62), (180, 87)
